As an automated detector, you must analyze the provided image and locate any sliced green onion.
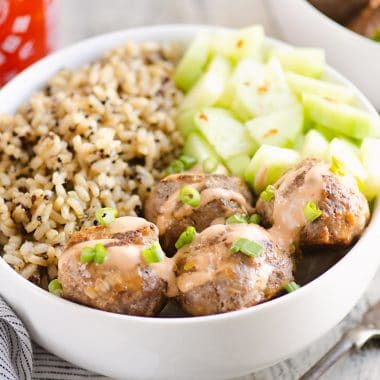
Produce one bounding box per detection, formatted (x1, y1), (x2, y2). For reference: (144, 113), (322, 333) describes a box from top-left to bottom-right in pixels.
(303, 201), (322, 223)
(179, 155), (197, 170)
(48, 279), (63, 297)
(175, 226), (196, 249)
(202, 157), (218, 173)
(284, 281), (300, 293)
(80, 246), (96, 263)
(179, 186), (201, 207)
(230, 238), (263, 258)
(183, 262), (195, 271)
(330, 156), (346, 177)
(371, 28), (380, 42)
(165, 159), (185, 175)
(142, 243), (164, 264)
(260, 185), (276, 201)
(225, 213), (248, 224)
(93, 243), (107, 264)
(249, 213), (261, 225)
(96, 207), (118, 226)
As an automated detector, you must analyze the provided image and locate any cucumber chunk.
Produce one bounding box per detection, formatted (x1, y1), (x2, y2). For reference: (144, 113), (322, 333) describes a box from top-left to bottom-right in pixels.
(182, 131), (220, 164)
(286, 72), (355, 104)
(179, 55), (231, 112)
(229, 58), (299, 121)
(270, 47), (325, 78)
(329, 138), (367, 184)
(246, 104), (303, 148)
(211, 25), (264, 62)
(174, 33), (211, 92)
(303, 93), (380, 140)
(245, 145), (300, 194)
(176, 108), (198, 137)
(360, 138), (380, 200)
(301, 129), (329, 160)
(225, 154), (251, 177)
(194, 107), (257, 161)
(217, 58), (264, 109)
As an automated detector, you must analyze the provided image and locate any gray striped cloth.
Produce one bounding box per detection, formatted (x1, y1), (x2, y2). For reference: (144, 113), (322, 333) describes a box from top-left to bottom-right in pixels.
(0, 297), (105, 380)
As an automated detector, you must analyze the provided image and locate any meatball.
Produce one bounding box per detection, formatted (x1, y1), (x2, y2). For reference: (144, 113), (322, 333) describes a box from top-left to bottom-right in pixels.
(256, 159), (370, 248)
(58, 216), (176, 316)
(145, 173), (253, 255)
(174, 223), (293, 316)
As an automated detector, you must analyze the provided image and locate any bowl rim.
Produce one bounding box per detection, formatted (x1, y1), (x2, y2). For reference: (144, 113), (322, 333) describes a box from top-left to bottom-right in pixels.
(0, 23), (379, 326)
(300, 0), (380, 48)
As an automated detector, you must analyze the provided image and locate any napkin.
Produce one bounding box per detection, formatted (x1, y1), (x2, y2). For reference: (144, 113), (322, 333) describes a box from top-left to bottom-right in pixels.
(0, 297), (104, 380)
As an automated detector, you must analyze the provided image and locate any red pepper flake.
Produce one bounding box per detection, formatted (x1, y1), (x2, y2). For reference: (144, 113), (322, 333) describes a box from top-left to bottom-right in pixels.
(263, 129), (278, 138)
(199, 113), (208, 122)
(257, 82), (269, 94)
(236, 39), (244, 49)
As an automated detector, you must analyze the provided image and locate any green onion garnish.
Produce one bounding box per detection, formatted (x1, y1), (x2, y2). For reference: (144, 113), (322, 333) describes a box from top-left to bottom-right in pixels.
(165, 155), (197, 175)
(202, 157), (218, 173)
(95, 207), (118, 226)
(230, 238), (263, 258)
(303, 201), (322, 223)
(225, 213), (248, 224)
(260, 185), (276, 201)
(142, 243), (164, 264)
(165, 159), (185, 175)
(179, 155), (197, 170)
(93, 243), (107, 264)
(330, 156), (346, 177)
(179, 186), (201, 207)
(284, 281), (300, 293)
(48, 279), (63, 297)
(183, 262), (195, 271)
(80, 246), (96, 263)
(80, 243), (107, 264)
(371, 28), (380, 42)
(249, 213), (261, 225)
(175, 226), (196, 249)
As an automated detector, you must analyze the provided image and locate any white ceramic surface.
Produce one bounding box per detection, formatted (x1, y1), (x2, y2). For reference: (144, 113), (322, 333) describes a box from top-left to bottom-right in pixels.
(268, 0), (380, 110)
(0, 25), (379, 380)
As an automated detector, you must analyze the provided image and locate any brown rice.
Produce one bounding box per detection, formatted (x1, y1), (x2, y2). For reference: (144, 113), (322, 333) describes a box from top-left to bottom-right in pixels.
(0, 41), (184, 288)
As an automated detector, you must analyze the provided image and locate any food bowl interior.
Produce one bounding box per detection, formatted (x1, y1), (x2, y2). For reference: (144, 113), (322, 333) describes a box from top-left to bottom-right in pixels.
(0, 25), (379, 380)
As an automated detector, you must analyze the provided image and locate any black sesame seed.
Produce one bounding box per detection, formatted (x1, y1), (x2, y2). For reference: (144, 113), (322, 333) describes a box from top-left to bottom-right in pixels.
(93, 220), (99, 226)
(37, 215), (42, 222)
(57, 157), (62, 163)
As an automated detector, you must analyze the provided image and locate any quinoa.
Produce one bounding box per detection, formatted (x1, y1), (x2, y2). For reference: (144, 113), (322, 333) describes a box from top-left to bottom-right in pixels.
(0, 41), (184, 288)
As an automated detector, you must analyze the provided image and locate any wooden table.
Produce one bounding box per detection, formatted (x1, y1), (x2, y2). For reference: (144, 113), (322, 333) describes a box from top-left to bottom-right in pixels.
(59, 1), (380, 378)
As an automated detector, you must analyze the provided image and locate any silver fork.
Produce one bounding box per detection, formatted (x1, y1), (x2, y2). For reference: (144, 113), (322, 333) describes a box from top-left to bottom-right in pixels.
(300, 301), (380, 380)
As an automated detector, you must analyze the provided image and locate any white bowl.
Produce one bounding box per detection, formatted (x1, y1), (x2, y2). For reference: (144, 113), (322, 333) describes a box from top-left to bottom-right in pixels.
(0, 25), (379, 380)
(268, 0), (380, 109)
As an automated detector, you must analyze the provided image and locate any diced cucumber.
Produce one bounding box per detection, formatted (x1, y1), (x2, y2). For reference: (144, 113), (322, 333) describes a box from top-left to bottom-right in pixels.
(211, 25), (264, 62)
(293, 134), (305, 151)
(229, 58), (299, 121)
(176, 109), (198, 137)
(303, 93), (380, 140)
(286, 72), (355, 104)
(301, 129), (329, 160)
(194, 107), (257, 161)
(270, 47), (325, 78)
(245, 145), (300, 194)
(179, 55), (231, 112)
(246, 104), (303, 148)
(360, 138), (380, 200)
(225, 154), (251, 177)
(217, 58), (264, 108)
(314, 124), (338, 141)
(174, 33), (211, 92)
(328, 138), (367, 184)
(182, 131), (220, 164)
